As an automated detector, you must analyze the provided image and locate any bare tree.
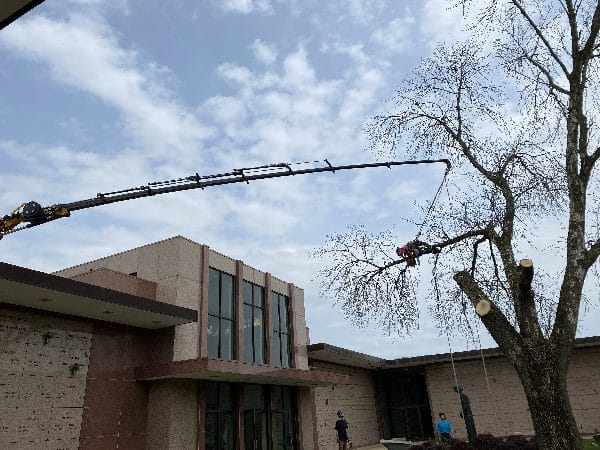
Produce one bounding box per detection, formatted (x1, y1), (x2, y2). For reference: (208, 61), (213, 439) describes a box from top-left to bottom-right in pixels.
(316, 2), (600, 449)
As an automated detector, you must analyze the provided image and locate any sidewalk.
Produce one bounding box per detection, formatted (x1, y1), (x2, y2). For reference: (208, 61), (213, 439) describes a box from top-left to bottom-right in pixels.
(354, 445), (386, 450)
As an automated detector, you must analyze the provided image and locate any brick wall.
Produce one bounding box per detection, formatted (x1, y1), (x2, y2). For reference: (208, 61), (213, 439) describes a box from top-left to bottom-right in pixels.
(311, 360), (380, 449)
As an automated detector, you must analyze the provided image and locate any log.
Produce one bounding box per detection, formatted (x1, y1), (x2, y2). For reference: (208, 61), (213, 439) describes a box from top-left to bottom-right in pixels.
(475, 298), (491, 316)
(520, 258), (533, 268)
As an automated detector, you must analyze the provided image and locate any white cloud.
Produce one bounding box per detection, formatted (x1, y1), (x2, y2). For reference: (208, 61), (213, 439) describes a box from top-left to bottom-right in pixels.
(321, 41), (370, 65)
(281, 47), (316, 88)
(250, 39), (278, 65)
(0, 14), (213, 157)
(346, 0), (386, 24)
(371, 14), (416, 53)
(420, 0), (465, 47)
(220, 0), (273, 14)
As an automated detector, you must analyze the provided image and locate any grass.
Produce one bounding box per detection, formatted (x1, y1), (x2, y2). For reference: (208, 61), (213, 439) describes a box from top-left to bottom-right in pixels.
(582, 438), (599, 450)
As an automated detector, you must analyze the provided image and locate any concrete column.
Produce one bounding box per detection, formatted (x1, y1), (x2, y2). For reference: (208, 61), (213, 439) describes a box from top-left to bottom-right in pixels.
(264, 273), (273, 365)
(146, 380), (198, 450)
(235, 260), (244, 361)
(198, 245), (210, 359)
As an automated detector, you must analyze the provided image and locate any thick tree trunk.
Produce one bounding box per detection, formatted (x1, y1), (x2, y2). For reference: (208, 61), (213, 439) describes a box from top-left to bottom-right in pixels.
(517, 361), (582, 450)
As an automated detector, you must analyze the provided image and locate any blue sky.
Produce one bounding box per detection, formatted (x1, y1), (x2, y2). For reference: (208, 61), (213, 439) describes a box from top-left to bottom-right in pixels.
(1, 0), (597, 358)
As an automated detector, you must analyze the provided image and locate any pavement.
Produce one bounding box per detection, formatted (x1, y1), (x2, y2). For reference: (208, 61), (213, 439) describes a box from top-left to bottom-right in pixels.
(354, 446), (386, 450)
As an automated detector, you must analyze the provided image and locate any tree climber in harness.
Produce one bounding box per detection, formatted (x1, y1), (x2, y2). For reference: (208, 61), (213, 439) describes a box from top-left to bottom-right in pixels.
(396, 239), (440, 267)
(396, 160), (450, 269)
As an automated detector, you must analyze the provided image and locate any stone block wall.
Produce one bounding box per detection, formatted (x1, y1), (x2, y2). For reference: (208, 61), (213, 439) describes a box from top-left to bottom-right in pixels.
(146, 379), (198, 450)
(54, 236), (202, 363)
(567, 346), (600, 435)
(311, 360), (380, 449)
(426, 346), (600, 438)
(0, 307), (92, 449)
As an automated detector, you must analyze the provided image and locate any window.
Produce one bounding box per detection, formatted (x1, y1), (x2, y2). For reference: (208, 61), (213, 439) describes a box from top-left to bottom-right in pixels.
(208, 268), (235, 360)
(243, 281), (265, 364)
(272, 386), (297, 450)
(205, 382), (235, 450)
(271, 292), (291, 367)
(243, 385), (268, 450)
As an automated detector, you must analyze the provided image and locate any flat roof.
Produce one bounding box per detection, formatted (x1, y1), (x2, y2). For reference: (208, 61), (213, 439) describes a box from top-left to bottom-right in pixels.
(1, 0), (45, 29)
(0, 262), (197, 329)
(306, 343), (386, 369)
(136, 358), (351, 387)
(308, 336), (600, 370)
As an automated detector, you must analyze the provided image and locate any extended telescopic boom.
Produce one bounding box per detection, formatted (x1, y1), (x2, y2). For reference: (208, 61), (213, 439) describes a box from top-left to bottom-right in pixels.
(0, 158), (451, 238)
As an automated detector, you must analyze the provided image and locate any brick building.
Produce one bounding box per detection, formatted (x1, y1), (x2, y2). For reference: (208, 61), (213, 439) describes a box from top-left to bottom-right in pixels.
(308, 338), (600, 445)
(0, 235), (598, 449)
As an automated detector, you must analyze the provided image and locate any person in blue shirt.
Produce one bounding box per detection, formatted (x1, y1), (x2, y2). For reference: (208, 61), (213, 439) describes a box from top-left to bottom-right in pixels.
(335, 410), (349, 449)
(435, 412), (452, 441)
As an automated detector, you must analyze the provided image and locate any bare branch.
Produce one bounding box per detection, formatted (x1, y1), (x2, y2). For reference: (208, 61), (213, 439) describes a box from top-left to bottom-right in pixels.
(510, 0), (571, 77)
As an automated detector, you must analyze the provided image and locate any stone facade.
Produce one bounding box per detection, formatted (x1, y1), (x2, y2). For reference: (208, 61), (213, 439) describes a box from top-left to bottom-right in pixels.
(311, 360), (381, 449)
(425, 346), (600, 438)
(0, 307), (92, 449)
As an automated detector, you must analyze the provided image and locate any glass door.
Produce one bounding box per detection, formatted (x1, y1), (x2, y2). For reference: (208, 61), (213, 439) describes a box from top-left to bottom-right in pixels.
(271, 387), (296, 450)
(244, 385), (268, 450)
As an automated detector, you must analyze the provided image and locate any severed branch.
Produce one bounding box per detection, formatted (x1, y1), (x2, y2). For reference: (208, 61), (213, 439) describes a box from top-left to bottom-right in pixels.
(516, 259), (543, 340)
(453, 270), (523, 363)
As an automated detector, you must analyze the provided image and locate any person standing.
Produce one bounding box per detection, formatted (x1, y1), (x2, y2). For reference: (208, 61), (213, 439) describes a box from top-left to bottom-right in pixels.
(334, 410), (349, 449)
(435, 412), (453, 442)
(453, 385), (477, 443)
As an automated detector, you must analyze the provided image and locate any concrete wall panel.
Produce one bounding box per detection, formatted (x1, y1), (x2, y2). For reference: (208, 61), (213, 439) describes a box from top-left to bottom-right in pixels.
(0, 307), (92, 448)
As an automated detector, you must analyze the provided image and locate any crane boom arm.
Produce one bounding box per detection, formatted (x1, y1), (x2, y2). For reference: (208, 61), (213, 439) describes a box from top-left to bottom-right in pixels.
(0, 158), (450, 237)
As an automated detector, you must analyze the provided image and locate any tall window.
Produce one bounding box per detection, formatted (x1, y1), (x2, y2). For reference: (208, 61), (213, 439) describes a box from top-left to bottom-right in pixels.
(272, 386), (297, 450)
(271, 292), (291, 367)
(208, 268), (235, 360)
(243, 281), (265, 364)
(205, 382), (234, 450)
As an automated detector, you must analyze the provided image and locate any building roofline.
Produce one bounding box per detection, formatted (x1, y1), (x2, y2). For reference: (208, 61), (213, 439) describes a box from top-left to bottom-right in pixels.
(0, 261), (197, 328)
(1, 0), (45, 30)
(308, 335), (600, 369)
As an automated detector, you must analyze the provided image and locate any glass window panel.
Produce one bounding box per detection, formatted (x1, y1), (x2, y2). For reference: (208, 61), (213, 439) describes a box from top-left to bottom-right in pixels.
(282, 387), (293, 410)
(220, 319), (233, 360)
(208, 268), (221, 316)
(219, 413), (234, 450)
(208, 316), (220, 358)
(253, 285), (263, 307)
(244, 411), (254, 450)
(279, 296), (288, 332)
(221, 273), (234, 319)
(253, 309), (265, 364)
(281, 335), (290, 368)
(273, 411), (285, 444)
(243, 281), (253, 305)
(243, 304), (254, 363)
(206, 381), (218, 410)
(205, 412), (218, 450)
(271, 293), (280, 331)
(219, 383), (233, 411)
(272, 332), (281, 366)
(243, 385), (264, 411)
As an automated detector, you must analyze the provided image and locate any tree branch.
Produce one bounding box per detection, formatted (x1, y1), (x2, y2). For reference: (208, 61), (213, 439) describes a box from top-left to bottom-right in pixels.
(454, 270), (523, 364)
(515, 258), (544, 340)
(511, 0), (571, 78)
(579, 1), (600, 62)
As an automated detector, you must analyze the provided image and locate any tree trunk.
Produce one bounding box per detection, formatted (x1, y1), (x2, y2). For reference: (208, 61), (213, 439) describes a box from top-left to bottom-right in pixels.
(517, 362), (582, 450)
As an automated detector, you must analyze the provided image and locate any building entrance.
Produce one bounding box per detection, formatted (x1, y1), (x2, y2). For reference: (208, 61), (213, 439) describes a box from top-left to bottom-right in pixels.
(376, 366), (434, 441)
(244, 385), (269, 450)
(206, 382), (298, 450)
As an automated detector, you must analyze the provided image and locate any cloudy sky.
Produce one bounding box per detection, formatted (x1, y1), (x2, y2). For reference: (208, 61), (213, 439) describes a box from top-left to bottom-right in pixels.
(1, 0), (597, 359)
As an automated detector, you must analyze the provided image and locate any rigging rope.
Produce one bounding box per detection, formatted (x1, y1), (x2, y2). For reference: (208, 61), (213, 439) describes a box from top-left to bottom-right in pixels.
(415, 164), (451, 240)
